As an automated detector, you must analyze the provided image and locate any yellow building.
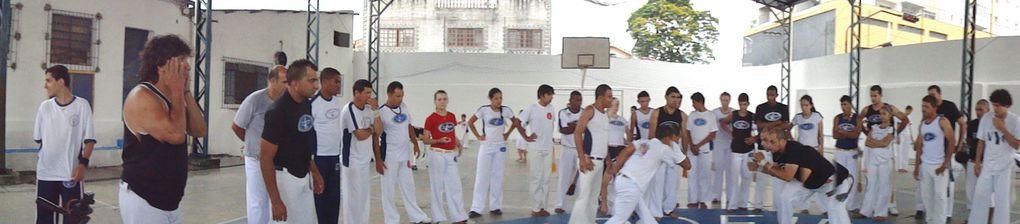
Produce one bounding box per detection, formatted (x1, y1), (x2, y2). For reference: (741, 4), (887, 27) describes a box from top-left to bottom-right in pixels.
(742, 0), (994, 66)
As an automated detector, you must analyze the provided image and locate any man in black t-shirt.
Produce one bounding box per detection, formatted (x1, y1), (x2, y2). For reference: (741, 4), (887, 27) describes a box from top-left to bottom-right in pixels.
(750, 128), (851, 224)
(260, 59), (325, 223)
(749, 85), (789, 213)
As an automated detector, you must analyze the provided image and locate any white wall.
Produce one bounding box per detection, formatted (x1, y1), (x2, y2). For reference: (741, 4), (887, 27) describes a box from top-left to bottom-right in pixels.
(207, 10), (355, 155)
(5, 0), (192, 170)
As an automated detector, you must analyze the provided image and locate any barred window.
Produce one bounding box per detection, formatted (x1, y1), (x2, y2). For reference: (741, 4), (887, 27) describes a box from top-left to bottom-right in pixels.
(506, 29), (542, 49)
(381, 28), (415, 47)
(447, 28), (484, 48)
(223, 58), (270, 106)
(48, 10), (99, 70)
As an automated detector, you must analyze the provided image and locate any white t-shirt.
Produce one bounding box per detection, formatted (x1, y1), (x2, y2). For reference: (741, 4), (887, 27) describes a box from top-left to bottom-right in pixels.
(977, 111), (1020, 172)
(341, 102), (375, 165)
(559, 108), (583, 148)
(869, 124), (895, 163)
(312, 94), (346, 156)
(520, 103), (556, 150)
(33, 97), (96, 181)
(792, 112), (823, 147)
(609, 116), (629, 146)
(634, 109), (653, 140)
(619, 139), (687, 190)
(712, 107), (735, 148)
(380, 103), (414, 162)
(687, 110), (719, 153)
(475, 105), (515, 144)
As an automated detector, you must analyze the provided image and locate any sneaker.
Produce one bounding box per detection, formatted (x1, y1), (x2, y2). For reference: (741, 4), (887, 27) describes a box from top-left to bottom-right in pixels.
(490, 209), (503, 216)
(889, 207), (899, 216)
(468, 211), (482, 218)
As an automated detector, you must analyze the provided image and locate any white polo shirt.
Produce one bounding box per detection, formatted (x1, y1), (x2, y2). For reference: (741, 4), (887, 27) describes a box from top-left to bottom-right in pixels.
(33, 96), (96, 181)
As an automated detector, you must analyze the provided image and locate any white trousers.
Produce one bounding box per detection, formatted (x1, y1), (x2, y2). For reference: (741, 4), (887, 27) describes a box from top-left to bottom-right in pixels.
(663, 163), (681, 213)
(777, 178), (851, 224)
(427, 150), (468, 222)
(895, 134), (913, 170)
(833, 149), (861, 211)
(860, 152), (893, 217)
(470, 142), (508, 212)
(687, 151), (712, 204)
(966, 161), (978, 209)
(644, 163), (666, 218)
(752, 151), (783, 210)
(920, 163), (950, 224)
(568, 159), (605, 224)
(606, 176), (657, 224)
(555, 147), (578, 209)
(711, 146), (731, 201)
(381, 159), (429, 224)
(244, 157), (270, 224)
(119, 182), (182, 224)
(341, 162), (371, 224)
(269, 169), (316, 224)
(528, 149), (553, 212)
(726, 152), (753, 210)
(967, 166), (1013, 224)
(947, 160), (964, 218)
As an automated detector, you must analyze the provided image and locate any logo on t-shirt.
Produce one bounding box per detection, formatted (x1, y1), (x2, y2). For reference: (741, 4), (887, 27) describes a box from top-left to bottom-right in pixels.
(640, 121), (651, 129)
(489, 118), (505, 126)
(70, 114), (80, 127)
(694, 118), (707, 126)
(500, 147), (507, 152)
(765, 112), (782, 122)
(839, 123), (855, 132)
(733, 120), (751, 130)
(800, 123), (815, 130)
(610, 120), (626, 126)
(325, 108), (340, 120)
(546, 112), (553, 120)
(298, 114), (314, 132)
(924, 132), (937, 141)
(868, 114), (882, 124)
(393, 113), (408, 123)
(661, 121), (681, 128)
(439, 122), (456, 133)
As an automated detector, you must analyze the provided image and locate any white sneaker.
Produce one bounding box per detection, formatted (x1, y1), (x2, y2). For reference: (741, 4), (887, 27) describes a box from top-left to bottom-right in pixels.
(889, 207), (899, 216)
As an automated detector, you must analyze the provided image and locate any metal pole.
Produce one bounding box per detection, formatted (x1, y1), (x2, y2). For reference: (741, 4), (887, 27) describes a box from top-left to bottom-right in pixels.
(961, 0), (977, 120)
(192, 0), (212, 158)
(307, 0), (319, 65)
(0, 0), (11, 173)
(848, 0), (862, 112)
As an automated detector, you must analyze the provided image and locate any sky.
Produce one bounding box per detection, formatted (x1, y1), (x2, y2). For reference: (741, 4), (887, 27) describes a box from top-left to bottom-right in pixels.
(210, 0), (760, 66)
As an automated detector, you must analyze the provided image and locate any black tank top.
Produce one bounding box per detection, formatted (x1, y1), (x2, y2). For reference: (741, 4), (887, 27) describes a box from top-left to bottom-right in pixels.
(864, 103), (895, 131)
(730, 111), (755, 153)
(656, 106), (683, 130)
(121, 83), (189, 211)
(835, 113), (859, 149)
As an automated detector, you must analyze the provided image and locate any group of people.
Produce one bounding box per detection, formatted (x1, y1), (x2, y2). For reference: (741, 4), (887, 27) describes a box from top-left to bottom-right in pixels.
(29, 34), (1020, 224)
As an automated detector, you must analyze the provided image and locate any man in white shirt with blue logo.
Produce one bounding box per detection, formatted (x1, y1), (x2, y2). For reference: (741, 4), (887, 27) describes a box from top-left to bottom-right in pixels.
(374, 81), (430, 224)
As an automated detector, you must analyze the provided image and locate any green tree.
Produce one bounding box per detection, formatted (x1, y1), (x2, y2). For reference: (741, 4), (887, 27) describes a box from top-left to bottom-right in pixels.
(628, 0), (719, 64)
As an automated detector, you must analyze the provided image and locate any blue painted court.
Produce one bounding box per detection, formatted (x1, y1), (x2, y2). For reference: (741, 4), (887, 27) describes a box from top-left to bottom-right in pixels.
(493, 208), (894, 224)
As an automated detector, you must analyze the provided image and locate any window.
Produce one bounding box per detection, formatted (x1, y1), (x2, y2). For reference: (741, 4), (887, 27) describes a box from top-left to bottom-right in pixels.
(333, 31), (351, 47)
(929, 31), (948, 40)
(897, 24), (923, 35)
(48, 10), (99, 70)
(506, 29), (542, 50)
(380, 28), (415, 47)
(70, 72), (94, 108)
(223, 58), (270, 106)
(447, 28), (484, 48)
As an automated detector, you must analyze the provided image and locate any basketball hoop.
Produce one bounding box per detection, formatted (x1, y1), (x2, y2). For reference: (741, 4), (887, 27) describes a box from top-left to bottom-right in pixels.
(562, 37), (610, 89)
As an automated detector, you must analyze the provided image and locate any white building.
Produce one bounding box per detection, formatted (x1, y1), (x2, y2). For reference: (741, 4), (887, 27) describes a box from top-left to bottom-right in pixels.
(2, 0), (356, 171)
(371, 0), (552, 54)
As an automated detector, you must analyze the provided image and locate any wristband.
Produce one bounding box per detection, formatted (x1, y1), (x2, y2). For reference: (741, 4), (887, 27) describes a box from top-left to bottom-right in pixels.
(78, 155), (90, 166)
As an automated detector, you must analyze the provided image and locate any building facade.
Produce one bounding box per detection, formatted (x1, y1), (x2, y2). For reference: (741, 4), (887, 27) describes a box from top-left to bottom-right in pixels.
(742, 0), (1013, 66)
(371, 0), (552, 54)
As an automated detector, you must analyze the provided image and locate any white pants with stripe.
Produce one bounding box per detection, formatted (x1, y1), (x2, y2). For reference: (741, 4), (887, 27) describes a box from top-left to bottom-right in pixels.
(381, 159), (429, 224)
(270, 169), (316, 224)
(726, 151), (753, 210)
(470, 142), (508, 212)
(528, 149), (553, 212)
(967, 166), (1013, 224)
(341, 162), (371, 224)
(427, 150), (468, 222)
(606, 175), (657, 224)
(568, 158), (604, 224)
(554, 146), (578, 210)
(244, 157), (270, 224)
(119, 182), (182, 224)
(687, 151), (712, 204)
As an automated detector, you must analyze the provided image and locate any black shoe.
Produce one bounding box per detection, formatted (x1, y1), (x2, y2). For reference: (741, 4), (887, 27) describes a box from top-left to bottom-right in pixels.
(468, 211), (482, 218)
(490, 209), (503, 216)
(914, 211), (926, 220)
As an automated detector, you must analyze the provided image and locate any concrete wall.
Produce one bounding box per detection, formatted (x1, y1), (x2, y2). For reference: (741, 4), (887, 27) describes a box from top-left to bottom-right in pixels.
(4, 0), (192, 170)
(376, 0), (552, 54)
